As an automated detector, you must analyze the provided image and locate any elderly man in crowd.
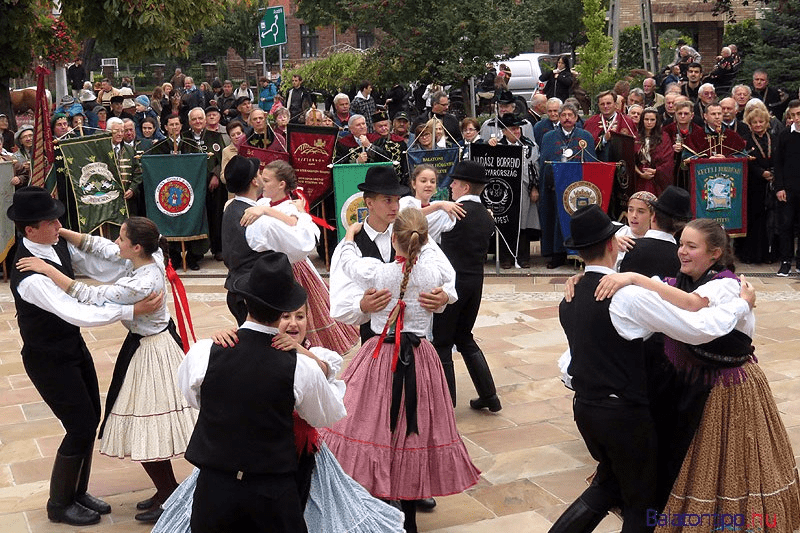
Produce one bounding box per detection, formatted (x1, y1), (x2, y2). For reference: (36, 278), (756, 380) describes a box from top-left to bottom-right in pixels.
(693, 83), (718, 126)
(331, 93), (352, 137)
(643, 78), (664, 108)
(481, 90), (535, 141)
(334, 114), (387, 165)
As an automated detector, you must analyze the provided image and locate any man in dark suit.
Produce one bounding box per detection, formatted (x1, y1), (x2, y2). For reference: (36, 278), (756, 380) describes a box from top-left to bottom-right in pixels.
(179, 252), (345, 533)
(433, 161), (501, 411)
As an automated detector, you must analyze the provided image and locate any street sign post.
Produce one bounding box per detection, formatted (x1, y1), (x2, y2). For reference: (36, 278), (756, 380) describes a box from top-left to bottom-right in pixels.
(259, 6), (287, 48)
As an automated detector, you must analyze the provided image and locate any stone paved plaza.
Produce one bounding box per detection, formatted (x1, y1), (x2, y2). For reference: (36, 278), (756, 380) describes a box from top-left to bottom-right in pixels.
(1, 257), (799, 533)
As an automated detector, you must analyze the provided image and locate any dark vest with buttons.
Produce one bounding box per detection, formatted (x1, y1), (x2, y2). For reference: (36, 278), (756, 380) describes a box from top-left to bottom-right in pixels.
(222, 199), (271, 292)
(439, 200), (494, 275)
(10, 239), (85, 359)
(559, 272), (647, 405)
(353, 226), (394, 343)
(185, 328), (298, 474)
(619, 238), (680, 279)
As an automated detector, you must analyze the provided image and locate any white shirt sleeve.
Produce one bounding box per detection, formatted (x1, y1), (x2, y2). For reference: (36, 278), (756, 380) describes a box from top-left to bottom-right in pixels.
(309, 346), (346, 401)
(293, 354), (347, 428)
(426, 205), (457, 243)
(609, 284), (750, 343)
(339, 240), (386, 289)
(68, 272), (156, 306)
(329, 239), (371, 325)
(177, 338), (214, 410)
(244, 214), (317, 264)
(16, 274), (134, 327)
(420, 241), (458, 311)
(68, 239), (130, 283)
(693, 278), (740, 308)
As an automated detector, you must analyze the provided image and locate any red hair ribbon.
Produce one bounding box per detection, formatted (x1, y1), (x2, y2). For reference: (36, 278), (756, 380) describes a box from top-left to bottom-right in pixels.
(295, 187), (335, 231)
(165, 260), (197, 353)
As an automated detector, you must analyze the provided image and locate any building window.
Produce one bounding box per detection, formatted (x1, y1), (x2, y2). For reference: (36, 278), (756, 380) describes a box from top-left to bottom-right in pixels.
(300, 25), (318, 58)
(357, 30), (374, 50)
(280, 43), (289, 59)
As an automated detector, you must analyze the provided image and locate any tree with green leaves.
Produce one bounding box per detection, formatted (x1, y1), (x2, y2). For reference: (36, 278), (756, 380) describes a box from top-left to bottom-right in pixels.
(574, 0), (616, 108)
(527, 0), (586, 59)
(294, 0), (538, 87)
(0, 0), (39, 124)
(745, 1), (800, 92)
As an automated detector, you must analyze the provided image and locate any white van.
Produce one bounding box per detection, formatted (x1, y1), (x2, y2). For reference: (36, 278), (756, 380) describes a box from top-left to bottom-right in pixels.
(493, 53), (572, 102)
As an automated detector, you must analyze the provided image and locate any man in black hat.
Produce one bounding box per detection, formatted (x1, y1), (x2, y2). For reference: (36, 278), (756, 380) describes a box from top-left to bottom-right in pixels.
(619, 185), (692, 278)
(372, 109), (409, 183)
(551, 204), (755, 533)
(433, 161), (502, 411)
(479, 90), (534, 142)
(8, 186), (161, 526)
(108, 95), (125, 119)
(221, 155), (316, 324)
(179, 251), (345, 533)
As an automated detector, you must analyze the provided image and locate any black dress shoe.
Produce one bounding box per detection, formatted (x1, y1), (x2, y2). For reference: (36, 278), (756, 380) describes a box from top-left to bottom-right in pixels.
(500, 261), (512, 269)
(76, 492), (111, 514)
(519, 261), (530, 268)
(469, 395), (502, 412)
(136, 494), (157, 510)
(47, 501), (101, 526)
(546, 254), (566, 269)
(214, 252), (224, 261)
(416, 497), (436, 511)
(187, 261), (200, 271)
(134, 505), (163, 523)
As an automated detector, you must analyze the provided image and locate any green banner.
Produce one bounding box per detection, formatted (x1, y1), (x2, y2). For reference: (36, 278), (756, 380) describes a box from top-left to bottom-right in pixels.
(57, 133), (128, 232)
(141, 153), (209, 240)
(332, 162), (393, 238)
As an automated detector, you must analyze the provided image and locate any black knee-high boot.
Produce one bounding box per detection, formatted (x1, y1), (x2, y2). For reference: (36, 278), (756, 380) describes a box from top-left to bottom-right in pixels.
(440, 360), (457, 407)
(548, 498), (606, 533)
(74, 446), (111, 514)
(47, 452), (101, 526)
(401, 499), (418, 533)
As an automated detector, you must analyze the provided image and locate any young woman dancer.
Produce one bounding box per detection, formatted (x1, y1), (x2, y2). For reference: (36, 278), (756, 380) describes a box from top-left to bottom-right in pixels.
(17, 217), (197, 523)
(321, 207), (481, 533)
(153, 302), (405, 533)
(399, 164), (465, 243)
(240, 160), (359, 353)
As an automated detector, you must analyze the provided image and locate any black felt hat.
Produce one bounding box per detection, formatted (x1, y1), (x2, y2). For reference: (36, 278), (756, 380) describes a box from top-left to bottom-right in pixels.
(651, 185), (692, 220)
(497, 90), (516, 104)
(225, 155), (261, 192)
(564, 204), (618, 249)
(7, 186), (65, 222)
(371, 110), (389, 124)
(357, 165), (411, 196)
(234, 96), (252, 108)
(450, 161), (489, 184)
(231, 251), (307, 312)
(498, 113), (526, 128)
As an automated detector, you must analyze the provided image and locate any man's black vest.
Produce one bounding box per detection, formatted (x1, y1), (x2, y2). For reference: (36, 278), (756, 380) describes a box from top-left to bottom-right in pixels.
(10, 239), (84, 358)
(559, 272), (647, 405)
(439, 200), (493, 275)
(222, 199), (271, 292)
(619, 238), (680, 279)
(185, 328), (298, 474)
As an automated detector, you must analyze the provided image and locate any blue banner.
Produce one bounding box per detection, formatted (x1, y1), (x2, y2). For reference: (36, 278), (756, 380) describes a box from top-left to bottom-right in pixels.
(405, 147), (461, 200)
(689, 158), (747, 236)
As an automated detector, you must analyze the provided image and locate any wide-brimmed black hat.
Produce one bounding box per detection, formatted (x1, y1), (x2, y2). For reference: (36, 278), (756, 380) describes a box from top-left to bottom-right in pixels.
(109, 95), (124, 104)
(225, 155), (261, 192)
(497, 90), (516, 104)
(371, 110), (389, 124)
(499, 113), (525, 128)
(394, 112), (410, 122)
(357, 166), (411, 196)
(450, 161), (489, 184)
(234, 96), (251, 108)
(651, 185), (692, 220)
(232, 252), (307, 312)
(7, 186), (65, 222)
(564, 204), (618, 249)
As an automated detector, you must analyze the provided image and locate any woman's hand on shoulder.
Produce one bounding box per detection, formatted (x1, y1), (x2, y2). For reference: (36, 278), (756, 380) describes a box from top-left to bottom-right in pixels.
(211, 327), (239, 347)
(595, 272), (639, 301)
(563, 273), (584, 302)
(16, 256), (52, 275)
(271, 332), (299, 352)
(438, 201), (465, 219)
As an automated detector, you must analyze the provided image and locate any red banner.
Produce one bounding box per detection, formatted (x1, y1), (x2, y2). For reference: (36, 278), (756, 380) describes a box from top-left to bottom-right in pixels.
(287, 124), (338, 207)
(31, 66), (53, 189)
(239, 144), (290, 167)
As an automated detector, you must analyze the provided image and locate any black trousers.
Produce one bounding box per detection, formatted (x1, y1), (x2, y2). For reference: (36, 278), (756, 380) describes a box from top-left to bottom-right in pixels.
(22, 343), (101, 456)
(778, 189), (800, 262)
(191, 468), (307, 533)
(572, 398), (657, 533)
(207, 182), (228, 255)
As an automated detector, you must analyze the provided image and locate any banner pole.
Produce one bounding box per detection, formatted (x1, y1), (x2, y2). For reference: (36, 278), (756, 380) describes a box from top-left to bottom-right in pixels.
(495, 228), (500, 275)
(181, 241), (187, 272)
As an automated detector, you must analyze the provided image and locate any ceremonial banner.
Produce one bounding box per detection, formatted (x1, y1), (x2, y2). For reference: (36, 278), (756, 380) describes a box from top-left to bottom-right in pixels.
(30, 65), (53, 188)
(141, 153), (209, 240)
(287, 124), (338, 206)
(552, 161), (617, 246)
(405, 147), (460, 201)
(0, 162), (14, 263)
(239, 144), (290, 167)
(332, 162), (394, 238)
(608, 132), (636, 219)
(689, 157), (748, 236)
(470, 143), (523, 257)
(57, 134), (128, 232)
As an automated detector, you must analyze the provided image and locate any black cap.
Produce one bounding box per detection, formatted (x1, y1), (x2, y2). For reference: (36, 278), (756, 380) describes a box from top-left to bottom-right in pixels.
(234, 96), (252, 108)
(231, 252), (307, 312)
(651, 186), (692, 221)
(7, 186), (65, 223)
(357, 166), (411, 196)
(564, 204), (618, 249)
(450, 161), (489, 184)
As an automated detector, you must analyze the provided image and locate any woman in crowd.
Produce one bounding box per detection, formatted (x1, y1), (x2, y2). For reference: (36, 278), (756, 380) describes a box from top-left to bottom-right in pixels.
(595, 219), (800, 532)
(153, 301), (404, 533)
(233, 80), (254, 101)
(137, 117), (164, 152)
(321, 208), (480, 533)
(635, 107), (673, 195)
(239, 160), (359, 354)
(741, 103), (776, 264)
(11, 125), (33, 189)
(273, 107), (290, 148)
(150, 86), (164, 117)
(460, 117), (483, 156)
(0, 113), (14, 152)
(16, 217), (198, 523)
(539, 56), (573, 102)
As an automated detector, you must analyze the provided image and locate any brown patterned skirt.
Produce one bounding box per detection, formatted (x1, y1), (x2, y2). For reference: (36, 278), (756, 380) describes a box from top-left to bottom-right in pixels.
(655, 361), (800, 533)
